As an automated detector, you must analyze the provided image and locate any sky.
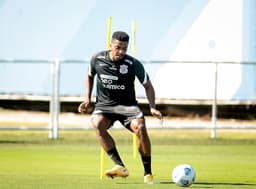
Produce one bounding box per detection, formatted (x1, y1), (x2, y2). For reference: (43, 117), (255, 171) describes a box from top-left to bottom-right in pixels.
(0, 0), (255, 61)
(0, 0), (208, 60)
(0, 0), (255, 100)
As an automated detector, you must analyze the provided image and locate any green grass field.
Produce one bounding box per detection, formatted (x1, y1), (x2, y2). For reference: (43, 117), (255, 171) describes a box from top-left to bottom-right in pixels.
(0, 129), (256, 189)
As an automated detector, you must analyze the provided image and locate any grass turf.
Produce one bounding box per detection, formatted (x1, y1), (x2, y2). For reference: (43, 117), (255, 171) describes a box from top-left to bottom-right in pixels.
(0, 129), (256, 189)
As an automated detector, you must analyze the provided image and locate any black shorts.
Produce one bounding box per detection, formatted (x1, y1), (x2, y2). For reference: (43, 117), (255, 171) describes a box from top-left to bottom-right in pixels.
(91, 105), (144, 130)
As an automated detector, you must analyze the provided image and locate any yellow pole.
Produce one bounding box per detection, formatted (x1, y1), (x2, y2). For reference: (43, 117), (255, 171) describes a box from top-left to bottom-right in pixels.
(100, 16), (112, 180)
(132, 20), (138, 159)
(106, 17), (112, 50)
(100, 147), (105, 180)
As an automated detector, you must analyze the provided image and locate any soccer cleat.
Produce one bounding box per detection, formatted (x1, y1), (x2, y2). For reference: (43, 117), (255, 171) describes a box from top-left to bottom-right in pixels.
(144, 174), (157, 184)
(104, 165), (129, 178)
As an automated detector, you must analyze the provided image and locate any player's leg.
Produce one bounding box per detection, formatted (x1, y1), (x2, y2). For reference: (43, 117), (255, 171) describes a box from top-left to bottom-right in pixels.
(130, 118), (155, 184)
(91, 114), (128, 178)
(130, 118), (151, 156)
(91, 114), (114, 151)
(116, 105), (155, 183)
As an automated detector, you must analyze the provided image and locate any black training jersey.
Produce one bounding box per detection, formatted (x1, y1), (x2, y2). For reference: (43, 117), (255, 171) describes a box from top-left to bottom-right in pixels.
(88, 50), (149, 107)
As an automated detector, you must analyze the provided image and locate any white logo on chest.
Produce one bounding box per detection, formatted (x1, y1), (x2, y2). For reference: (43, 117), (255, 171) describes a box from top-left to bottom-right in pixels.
(119, 65), (128, 74)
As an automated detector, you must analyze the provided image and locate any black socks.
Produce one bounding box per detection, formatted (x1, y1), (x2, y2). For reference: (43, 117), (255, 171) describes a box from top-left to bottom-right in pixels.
(107, 147), (152, 176)
(141, 156), (152, 176)
(107, 147), (124, 167)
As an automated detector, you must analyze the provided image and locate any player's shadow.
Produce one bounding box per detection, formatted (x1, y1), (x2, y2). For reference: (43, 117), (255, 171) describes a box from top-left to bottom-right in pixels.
(160, 181), (256, 188)
(118, 180), (256, 187)
(0, 140), (26, 144)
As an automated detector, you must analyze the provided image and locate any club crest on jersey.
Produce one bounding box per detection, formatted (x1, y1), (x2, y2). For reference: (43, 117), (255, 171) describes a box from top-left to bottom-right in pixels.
(119, 64), (128, 74)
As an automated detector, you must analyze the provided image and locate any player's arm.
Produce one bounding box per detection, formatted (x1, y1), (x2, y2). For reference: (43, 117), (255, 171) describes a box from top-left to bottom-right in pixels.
(85, 74), (94, 104)
(134, 59), (162, 120)
(78, 55), (96, 113)
(78, 74), (94, 113)
(143, 81), (162, 120)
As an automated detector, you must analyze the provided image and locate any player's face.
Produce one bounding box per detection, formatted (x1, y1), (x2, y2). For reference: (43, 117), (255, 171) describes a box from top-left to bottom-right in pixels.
(110, 39), (128, 62)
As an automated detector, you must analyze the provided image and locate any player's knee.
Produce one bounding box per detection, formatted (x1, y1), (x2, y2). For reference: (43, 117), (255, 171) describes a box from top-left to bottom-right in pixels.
(138, 124), (147, 135)
(132, 119), (146, 136)
(91, 115), (110, 131)
(90, 115), (98, 129)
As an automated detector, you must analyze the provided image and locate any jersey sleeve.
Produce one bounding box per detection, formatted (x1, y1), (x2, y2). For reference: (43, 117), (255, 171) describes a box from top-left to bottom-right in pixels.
(134, 59), (150, 84)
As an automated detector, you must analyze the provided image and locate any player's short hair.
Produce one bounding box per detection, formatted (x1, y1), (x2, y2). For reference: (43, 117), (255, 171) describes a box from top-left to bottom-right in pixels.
(112, 31), (129, 42)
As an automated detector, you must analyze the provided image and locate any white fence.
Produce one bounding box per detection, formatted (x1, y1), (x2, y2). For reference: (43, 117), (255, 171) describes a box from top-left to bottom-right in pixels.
(0, 59), (255, 139)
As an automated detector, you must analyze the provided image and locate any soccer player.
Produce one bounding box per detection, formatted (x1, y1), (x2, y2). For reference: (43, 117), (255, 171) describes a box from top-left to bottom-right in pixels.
(78, 31), (162, 184)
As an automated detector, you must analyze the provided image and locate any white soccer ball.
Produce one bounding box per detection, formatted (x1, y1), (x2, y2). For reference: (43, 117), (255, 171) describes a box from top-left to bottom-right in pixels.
(172, 164), (196, 187)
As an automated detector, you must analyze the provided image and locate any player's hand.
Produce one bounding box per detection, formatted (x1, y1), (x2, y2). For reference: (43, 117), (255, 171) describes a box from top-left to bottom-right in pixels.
(78, 99), (91, 113)
(150, 108), (163, 122)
